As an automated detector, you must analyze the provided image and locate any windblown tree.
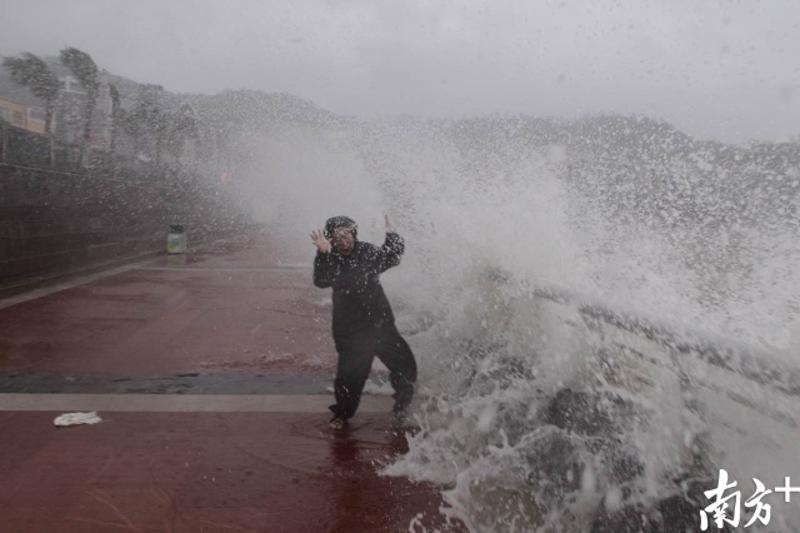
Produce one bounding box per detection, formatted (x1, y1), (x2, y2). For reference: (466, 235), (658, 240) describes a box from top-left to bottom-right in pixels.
(108, 83), (121, 156)
(59, 46), (99, 166)
(169, 102), (199, 163)
(123, 84), (165, 164)
(2, 52), (60, 166)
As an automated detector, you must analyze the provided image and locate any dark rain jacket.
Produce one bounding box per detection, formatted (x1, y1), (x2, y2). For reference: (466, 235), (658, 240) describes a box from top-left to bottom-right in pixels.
(313, 232), (405, 337)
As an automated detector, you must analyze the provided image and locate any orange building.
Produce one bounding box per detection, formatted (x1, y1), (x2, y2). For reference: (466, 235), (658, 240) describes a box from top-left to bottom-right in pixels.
(0, 95), (49, 134)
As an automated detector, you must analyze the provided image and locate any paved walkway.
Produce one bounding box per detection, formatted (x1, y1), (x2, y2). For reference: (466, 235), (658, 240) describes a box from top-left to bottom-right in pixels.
(0, 235), (461, 532)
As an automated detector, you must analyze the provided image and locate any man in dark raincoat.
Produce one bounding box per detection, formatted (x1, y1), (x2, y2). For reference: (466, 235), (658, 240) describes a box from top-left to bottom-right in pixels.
(310, 215), (417, 429)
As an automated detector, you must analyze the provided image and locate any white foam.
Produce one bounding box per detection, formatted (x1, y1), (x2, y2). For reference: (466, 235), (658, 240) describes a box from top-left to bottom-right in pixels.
(231, 117), (800, 530)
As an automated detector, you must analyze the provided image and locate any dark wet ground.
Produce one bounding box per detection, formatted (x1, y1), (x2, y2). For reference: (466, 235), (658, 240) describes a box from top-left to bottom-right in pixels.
(0, 235), (464, 532)
(0, 411), (457, 532)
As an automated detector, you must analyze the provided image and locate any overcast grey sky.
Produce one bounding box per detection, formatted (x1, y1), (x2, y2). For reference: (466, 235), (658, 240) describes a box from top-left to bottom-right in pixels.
(2, 0), (799, 143)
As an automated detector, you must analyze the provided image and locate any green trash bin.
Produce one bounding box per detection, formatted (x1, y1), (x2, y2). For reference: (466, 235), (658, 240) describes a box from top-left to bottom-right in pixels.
(166, 224), (187, 254)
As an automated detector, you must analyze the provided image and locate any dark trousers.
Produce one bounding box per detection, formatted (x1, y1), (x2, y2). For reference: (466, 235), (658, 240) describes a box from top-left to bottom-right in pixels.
(330, 324), (417, 420)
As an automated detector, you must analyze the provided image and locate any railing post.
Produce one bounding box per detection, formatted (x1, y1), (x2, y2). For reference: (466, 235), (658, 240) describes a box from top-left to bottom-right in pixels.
(0, 120), (6, 165)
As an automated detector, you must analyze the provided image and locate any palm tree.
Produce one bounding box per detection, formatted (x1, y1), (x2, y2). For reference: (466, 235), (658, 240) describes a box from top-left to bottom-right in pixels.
(59, 47), (99, 167)
(2, 52), (60, 166)
(170, 102), (199, 164)
(129, 84), (164, 165)
(108, 83), (121, 155)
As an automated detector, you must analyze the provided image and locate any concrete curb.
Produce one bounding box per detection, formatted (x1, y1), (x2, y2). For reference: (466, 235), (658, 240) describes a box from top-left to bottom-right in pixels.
(0, 393), (393, 413)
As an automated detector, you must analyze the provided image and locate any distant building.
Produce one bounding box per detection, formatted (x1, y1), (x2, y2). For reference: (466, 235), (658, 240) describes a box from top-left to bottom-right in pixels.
(59, 75), (87, 95)
(0, 95), (49, 134)
(26, 107), (48, 134)
(54, 75), (86, 145)
(53, 74), (112, 147)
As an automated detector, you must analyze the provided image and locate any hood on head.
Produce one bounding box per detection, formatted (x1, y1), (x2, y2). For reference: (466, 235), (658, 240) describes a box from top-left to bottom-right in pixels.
(324, 216), (358, 239)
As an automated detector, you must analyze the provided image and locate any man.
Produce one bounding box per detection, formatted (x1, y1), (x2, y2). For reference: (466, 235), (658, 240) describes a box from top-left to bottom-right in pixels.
(310, 214), (417, 429)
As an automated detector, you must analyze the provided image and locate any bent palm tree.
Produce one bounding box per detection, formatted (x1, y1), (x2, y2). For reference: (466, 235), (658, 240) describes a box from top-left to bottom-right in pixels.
(60, 47), (99, 167)
(108, 83), (121, 155)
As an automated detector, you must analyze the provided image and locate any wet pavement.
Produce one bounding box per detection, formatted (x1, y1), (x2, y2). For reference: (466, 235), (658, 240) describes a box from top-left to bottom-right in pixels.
(0, 234), (463, 532)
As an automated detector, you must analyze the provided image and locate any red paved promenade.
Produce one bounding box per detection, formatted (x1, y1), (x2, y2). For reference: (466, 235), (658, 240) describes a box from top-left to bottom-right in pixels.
(0, 235), (461, 532)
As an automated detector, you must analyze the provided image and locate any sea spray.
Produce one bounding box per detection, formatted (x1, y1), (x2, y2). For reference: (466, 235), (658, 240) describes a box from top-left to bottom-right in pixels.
(233, 114), (800, 530)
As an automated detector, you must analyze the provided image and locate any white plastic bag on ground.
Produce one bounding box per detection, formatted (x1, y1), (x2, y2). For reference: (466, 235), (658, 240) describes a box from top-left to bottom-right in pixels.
(53, 411), (102, 427)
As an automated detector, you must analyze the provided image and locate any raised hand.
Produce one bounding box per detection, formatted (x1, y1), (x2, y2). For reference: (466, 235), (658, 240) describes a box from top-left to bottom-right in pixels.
(310, 229), (331, 253)
(384, 214), (396, 234)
